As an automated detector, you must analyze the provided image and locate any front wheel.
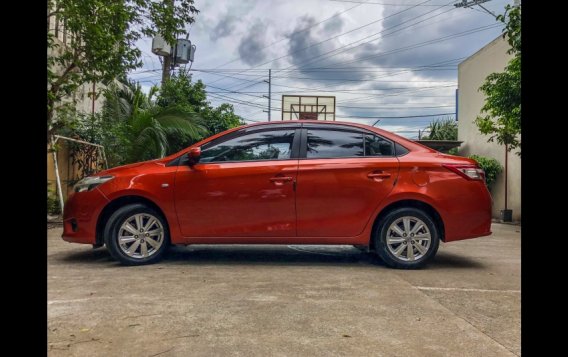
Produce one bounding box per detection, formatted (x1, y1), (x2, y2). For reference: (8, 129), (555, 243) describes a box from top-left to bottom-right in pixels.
(104, 203), (170, 265)
(374, 208), (439, 269)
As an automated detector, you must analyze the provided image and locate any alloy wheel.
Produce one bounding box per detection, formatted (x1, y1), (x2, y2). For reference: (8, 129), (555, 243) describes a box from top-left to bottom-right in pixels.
(385, 216), (432, 262)
(117, 213), (165, 259)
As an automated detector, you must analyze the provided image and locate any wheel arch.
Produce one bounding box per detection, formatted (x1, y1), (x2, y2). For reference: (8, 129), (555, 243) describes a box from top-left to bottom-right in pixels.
(95, 195), (169, 246)
(370, 199), (446, 249)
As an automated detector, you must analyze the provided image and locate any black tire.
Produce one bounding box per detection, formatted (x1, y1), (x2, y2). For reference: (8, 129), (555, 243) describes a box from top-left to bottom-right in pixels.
(104, 203), (170, 265)
(373, 207), (439, 269)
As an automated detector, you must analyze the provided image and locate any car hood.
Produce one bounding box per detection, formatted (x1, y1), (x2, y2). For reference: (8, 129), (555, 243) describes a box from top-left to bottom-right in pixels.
(97, 158), (165, 176)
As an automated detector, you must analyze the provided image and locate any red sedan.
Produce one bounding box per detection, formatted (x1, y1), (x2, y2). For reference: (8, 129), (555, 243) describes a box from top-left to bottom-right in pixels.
(62, 120), (492, 269)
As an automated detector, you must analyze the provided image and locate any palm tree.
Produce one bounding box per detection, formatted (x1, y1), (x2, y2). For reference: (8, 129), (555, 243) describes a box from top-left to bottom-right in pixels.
(423, 117), (458, 141)
(102, 80), (207, 163)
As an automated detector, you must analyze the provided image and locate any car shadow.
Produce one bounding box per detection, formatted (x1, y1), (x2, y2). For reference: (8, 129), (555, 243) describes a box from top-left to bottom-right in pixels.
(428, 251), (485, 269)
(165, 245), (375, 267)
(55, 245), (484, 269)
(55, 248), (115, 263)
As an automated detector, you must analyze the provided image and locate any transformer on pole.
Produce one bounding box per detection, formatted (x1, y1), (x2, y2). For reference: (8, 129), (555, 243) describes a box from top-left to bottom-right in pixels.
(151, 35), (197, 82)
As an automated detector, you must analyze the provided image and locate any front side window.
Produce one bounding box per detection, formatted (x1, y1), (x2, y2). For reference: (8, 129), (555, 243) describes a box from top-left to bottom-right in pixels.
(306, 129), (364, 158)
(200, 129), (295, 163)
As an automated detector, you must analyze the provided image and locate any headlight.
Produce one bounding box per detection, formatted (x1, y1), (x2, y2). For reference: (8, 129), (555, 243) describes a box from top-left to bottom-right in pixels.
(73, 175), (114, 192)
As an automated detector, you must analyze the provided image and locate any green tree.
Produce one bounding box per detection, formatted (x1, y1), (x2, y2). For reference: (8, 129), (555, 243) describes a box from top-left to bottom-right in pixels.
(202, 103), (244, 135)
(155, 70), (244, 153)
(156, 70), (209, 111)
(475, 4), (521, 154)
(47, 0), (199, 139)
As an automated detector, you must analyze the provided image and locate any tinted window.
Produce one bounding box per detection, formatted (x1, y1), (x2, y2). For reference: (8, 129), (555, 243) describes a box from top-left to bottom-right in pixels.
(395, 142), (409, 156)
(306, 129), (364, 158)
(365, 134), (394, 156)
(200, 129), (295, 163)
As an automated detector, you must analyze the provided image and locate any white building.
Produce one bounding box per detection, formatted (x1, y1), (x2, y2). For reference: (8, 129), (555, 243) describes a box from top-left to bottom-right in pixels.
(457, 35), (521, 221)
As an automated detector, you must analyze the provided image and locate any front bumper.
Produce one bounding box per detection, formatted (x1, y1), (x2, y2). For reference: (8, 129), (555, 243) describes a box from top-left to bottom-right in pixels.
(62, 188), (109, 244)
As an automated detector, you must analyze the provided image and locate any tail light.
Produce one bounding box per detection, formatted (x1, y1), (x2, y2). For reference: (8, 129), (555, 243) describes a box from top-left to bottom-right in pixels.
(443, 164), (485, 181)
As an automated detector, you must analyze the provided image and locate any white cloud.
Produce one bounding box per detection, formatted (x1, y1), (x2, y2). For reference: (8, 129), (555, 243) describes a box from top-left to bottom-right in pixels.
(128, 0), (512, 134)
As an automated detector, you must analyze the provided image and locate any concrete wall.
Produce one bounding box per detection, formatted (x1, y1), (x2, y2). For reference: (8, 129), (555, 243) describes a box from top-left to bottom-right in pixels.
(457, 36), (521, 221)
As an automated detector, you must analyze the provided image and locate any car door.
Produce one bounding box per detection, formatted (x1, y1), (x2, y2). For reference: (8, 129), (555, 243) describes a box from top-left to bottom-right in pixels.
(296, 126), (399, 237)
(174, 126), (300, 237)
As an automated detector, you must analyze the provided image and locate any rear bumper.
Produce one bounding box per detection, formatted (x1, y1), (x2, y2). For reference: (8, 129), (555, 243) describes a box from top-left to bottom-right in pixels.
(442, 182), (493, 242)
(62, 188), (109, 245)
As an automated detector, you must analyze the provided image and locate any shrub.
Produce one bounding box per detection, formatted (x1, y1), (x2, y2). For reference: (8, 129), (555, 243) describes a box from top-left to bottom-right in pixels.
(468, 155), (503, 189)
(47, 184), (61, 215)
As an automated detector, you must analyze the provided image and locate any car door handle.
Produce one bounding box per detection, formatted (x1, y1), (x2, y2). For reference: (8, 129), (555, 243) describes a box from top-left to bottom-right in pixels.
(368, 172), (391, 179)
(270, 176), (294, 182)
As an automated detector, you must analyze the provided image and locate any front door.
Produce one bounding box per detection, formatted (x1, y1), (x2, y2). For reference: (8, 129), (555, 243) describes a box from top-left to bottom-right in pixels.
(296, 127), (400, 237)
(174, 127), (299, 237)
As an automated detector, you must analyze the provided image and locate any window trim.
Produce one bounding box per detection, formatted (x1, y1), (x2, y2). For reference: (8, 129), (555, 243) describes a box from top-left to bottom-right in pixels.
(299, 127), (399, 160)
(167, 123), (410, 166)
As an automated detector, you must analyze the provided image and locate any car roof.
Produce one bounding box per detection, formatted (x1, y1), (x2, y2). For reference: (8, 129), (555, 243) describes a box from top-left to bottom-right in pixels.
(162, 120), (434, 162)
(241, 120), (431, 152)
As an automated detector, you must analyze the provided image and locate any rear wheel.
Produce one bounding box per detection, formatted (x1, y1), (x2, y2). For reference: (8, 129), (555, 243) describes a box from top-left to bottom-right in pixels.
(104, 203), (170, 265)
(374, 207), (439, 269)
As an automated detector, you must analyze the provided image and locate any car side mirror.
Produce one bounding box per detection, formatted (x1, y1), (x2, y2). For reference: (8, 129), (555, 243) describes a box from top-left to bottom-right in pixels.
(187, 147), (201, 166)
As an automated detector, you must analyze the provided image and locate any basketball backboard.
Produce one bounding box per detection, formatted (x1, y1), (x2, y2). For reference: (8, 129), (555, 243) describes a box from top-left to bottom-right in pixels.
(281, 95), (336, 121)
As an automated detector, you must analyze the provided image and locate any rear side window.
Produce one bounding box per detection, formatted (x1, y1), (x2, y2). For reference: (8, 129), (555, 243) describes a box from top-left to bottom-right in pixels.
(200, 129), (295, 163)
(395, 142), (409, 156)
(365, 134), (394, 157)
(306, 129), (364, 158)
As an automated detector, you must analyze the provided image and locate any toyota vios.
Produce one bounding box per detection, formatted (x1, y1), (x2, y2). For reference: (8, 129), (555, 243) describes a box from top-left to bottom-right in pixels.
(62, 121), (492, 269)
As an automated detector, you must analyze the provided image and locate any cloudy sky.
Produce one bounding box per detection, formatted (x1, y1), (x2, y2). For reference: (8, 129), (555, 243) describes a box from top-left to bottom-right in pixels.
(129, 0), (512, 138)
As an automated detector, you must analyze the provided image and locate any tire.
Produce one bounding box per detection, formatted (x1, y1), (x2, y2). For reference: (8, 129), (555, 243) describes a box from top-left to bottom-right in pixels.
(373, 207), (439, 269)
(104, 203), (170, 265)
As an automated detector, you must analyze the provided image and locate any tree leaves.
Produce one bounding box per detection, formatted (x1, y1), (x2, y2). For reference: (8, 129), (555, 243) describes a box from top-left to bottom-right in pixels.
(475, 4), (521, 155)
(47, 0), (199, 137)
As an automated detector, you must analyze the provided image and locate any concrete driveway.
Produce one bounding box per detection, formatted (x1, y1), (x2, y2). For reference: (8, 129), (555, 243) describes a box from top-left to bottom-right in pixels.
(48, 223), (520, 356)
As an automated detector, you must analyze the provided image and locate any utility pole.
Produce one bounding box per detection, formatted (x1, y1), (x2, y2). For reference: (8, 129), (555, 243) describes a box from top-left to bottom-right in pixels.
(262, 69), (272, 121)
(454, 0), (497, 19)
(161, 0), (174, 84)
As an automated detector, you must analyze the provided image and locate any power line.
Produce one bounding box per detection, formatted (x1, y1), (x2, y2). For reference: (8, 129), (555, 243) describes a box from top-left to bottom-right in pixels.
(315, 23), (502, 68)
(224, 0), (457, 92)
(210, 2), (364, 70)
(336, 112), (455, 119)
(191, 64), (457, 83)
(337, 104), (454, 109)
(269, 82), (456, 92)
(219, 0), (436, 90)
(267, 76), (455, 83)
(283, 1), (457, 71)
(227, 7), (490, 93)
(208, 92), (282, 111)
(329, 0), (454, 5)
(187, 66), (457, 72)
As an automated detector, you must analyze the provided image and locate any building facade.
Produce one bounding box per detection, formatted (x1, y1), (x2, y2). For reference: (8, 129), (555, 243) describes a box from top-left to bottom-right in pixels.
(457, 35), (521, 221)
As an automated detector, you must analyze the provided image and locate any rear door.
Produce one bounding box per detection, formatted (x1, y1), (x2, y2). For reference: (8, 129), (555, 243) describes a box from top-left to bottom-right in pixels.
(296, 125), (399, 237)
